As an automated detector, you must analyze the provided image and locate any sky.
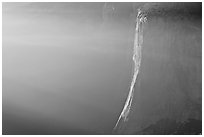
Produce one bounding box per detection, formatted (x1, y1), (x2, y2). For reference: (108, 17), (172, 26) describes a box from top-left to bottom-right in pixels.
(2, 2), (138, 134)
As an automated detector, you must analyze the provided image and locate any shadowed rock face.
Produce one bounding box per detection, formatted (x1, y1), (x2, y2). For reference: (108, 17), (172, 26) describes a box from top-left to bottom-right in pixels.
(115, 2), (202, 135)
(135, 118), (202, 135)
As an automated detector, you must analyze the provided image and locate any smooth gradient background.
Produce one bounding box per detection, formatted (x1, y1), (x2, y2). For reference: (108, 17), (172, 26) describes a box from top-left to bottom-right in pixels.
(3, 2), (139, 134)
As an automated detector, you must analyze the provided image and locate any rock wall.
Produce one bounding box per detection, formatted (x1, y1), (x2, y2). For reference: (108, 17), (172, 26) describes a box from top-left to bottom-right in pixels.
(115, 2), (202, 135)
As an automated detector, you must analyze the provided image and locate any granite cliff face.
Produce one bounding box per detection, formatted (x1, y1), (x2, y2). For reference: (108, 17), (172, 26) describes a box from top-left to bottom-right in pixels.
(114, 3), (202, 135)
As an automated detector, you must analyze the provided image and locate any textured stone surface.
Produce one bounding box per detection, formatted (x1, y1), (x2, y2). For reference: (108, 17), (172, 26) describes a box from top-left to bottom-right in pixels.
(115, 3), (202, 135)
